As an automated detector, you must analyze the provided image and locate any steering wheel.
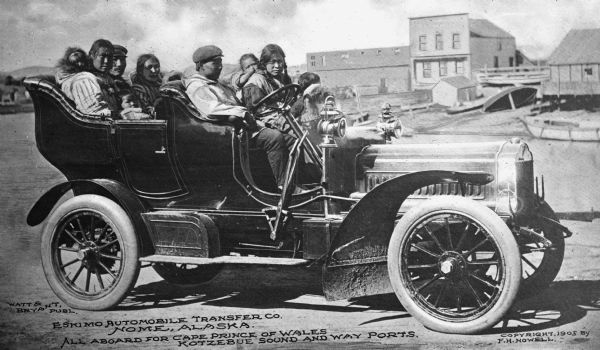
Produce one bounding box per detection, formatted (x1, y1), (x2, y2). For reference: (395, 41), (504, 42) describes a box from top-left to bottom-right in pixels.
(250, 84), (301, 118)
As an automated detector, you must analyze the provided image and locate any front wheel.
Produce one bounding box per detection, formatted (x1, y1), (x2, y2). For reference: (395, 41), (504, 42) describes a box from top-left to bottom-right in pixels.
(388, 196), (521, 334)
(41, 195), (140, 310)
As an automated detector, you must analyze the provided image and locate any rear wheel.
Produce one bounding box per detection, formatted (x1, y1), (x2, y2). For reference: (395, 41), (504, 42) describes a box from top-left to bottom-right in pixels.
(519, 200), (564, 297)
(41, 195), (140, 310)
(388, 196), (521, 334)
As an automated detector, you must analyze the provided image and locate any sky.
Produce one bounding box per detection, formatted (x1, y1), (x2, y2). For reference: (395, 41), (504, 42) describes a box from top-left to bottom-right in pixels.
(0, 0), (599, 73)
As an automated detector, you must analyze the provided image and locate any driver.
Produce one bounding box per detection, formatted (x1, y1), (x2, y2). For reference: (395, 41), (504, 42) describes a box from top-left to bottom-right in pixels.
(183, 45), (297, 190)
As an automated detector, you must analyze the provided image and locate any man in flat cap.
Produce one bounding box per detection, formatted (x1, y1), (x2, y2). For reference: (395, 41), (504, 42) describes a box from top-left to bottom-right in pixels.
(184, 45), (296, 190)
(110, 44), (131, 95)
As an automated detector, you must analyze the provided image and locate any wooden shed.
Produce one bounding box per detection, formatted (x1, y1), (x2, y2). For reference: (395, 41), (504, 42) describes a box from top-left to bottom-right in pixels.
(543, 29), (600, 96)
(432, 76), (478, 106)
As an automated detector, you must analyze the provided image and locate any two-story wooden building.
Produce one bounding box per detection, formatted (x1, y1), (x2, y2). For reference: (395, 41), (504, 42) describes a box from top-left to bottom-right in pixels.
(409, 13), (516, 89)
(305, 46), (410, 93)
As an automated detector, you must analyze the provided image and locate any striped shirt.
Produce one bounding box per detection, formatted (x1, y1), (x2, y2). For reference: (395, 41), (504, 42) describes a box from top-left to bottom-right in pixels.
(132, 79), (161, 114)
(58, 72), (118, 117)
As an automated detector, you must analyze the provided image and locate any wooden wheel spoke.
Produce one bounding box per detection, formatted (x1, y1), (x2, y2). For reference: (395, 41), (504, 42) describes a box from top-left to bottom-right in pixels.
(521, 255), (538, 270)
(97, 261), (116, 280)
(407, 263), (438, 269)
(444, 218), (454, 250)
(462, 236), (490, 259)
(99, 253), (121, 261)
(95, 270), (105, 289)
(417, 273), (442, 292)
(85, 269), (91, 292)
(468, 259), (499, 266)
(468, 272), (499, 289)
(456, 223), (472, 251)
(456, 294), (462, 312)
(96, 223), (110, 243)
(76, 217), (87, 241)
(69, 264), (85, 284)
(99, 239), (118, 250)
(61, 258), (80, 269)
(58, 246), (79, 252)
(464, 279), (484, 307)
(434, 282), (448, 308)
(423, 224), (445, 252)
(64, 228), (83, 246)
(411, 243), (441, 258)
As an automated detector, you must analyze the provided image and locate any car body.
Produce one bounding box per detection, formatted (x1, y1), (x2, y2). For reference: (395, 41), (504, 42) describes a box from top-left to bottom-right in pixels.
(24, 76), (571, 333)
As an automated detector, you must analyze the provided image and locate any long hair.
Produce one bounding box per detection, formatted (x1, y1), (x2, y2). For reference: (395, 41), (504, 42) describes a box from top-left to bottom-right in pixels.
(133, 54), (160, 84)
(87, 39), (113, 71)
(259, 44), (291, 84)
(56, 47), (87, 74)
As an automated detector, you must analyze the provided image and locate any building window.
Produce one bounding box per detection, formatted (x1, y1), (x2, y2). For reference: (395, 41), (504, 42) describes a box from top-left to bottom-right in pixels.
(394, 48), (401, 55)
(341, 53), (349, 60)
(497, 41), (502, 51)
(310, 61), (315, 67)
(321, 56), (326, 66)
(435, 33), (443, 50)
(423, 62), (432, 78)
(361, 51), (365, 55)
(440, 61), (448, 76)
(456, 61), (464, 74)
(585, 67), (593, 75)
(419, 35), (427, 51)
(452, 33), (460, 49)
(310, 55), (315, 60)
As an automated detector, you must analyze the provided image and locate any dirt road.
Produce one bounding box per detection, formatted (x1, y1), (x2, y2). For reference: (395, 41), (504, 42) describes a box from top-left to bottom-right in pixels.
(1, 113), (599, 349)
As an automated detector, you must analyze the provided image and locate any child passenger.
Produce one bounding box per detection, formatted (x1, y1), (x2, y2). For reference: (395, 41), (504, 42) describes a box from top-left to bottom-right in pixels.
(120, 93), (152, 120)
(230, 53), (259, 99)
(55, 47), (88, 83)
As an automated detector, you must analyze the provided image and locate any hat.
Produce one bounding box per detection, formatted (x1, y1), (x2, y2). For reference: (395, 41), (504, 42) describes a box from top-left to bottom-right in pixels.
(113, 45), (128, 57)
(193, 45), (223, 64)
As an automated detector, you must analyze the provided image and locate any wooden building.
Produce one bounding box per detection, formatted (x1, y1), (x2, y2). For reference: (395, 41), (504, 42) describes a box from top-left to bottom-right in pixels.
(409, 13), (516, 89)
(306, 46), (410, 93)
(543, 29), (600, 96)
(432, 76), (478, 106)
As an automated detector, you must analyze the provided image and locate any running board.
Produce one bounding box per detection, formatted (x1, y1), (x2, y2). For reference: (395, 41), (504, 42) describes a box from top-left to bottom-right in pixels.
(140, 254), (311, 266)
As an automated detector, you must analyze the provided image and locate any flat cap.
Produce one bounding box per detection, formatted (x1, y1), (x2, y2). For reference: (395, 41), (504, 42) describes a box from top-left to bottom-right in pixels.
(193, 45), (223, 64)
(113, 45), (128, 57)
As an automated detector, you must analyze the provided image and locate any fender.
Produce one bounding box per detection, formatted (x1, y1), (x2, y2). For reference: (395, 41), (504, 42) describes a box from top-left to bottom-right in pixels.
(322, 170), (493, 300)
(26, 179), (154, 255)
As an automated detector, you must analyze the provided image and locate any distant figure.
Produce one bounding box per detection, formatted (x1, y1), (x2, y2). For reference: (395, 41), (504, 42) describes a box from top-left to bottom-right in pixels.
(110, 44), (131, 96)
(56, 40), (120, 118)
(230, 53), (259, 99)
(131, 54), (162, 116)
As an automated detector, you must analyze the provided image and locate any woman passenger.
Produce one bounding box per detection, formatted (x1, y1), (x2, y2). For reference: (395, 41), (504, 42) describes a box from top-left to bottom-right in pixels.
(131, 54), (162, 116)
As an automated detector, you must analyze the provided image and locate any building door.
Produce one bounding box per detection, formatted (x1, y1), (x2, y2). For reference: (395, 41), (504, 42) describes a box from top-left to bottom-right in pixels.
(494, 56), (499, 68)
(509, 57), (514, 67)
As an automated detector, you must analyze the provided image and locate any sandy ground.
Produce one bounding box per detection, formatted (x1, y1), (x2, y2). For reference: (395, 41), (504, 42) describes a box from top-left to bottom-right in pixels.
(1, 112), (599, 349)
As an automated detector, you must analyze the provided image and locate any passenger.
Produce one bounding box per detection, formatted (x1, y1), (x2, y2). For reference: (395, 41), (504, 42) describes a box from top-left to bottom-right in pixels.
(120, 93), (152, 120)
(110, 44), (131, 95)
(55, 47), (88, 81)
(57, 39), (120, 118)
(230, 53), (259, 99)
(263, 43), (292, 85)
(290, 72), (322, 119)
(242, 44), (290, 132)
(131, 54), (162, 116)
(183, 45), (298, 189)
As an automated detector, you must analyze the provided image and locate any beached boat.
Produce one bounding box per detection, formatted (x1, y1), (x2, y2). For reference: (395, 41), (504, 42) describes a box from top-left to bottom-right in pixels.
(483, 86), (538, 112)
(520, 117), (600, 141)
(446, 97), (486, 115)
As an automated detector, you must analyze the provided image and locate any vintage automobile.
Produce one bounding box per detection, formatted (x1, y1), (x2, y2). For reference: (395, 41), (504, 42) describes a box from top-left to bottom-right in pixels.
(24, 75), (571, 334)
